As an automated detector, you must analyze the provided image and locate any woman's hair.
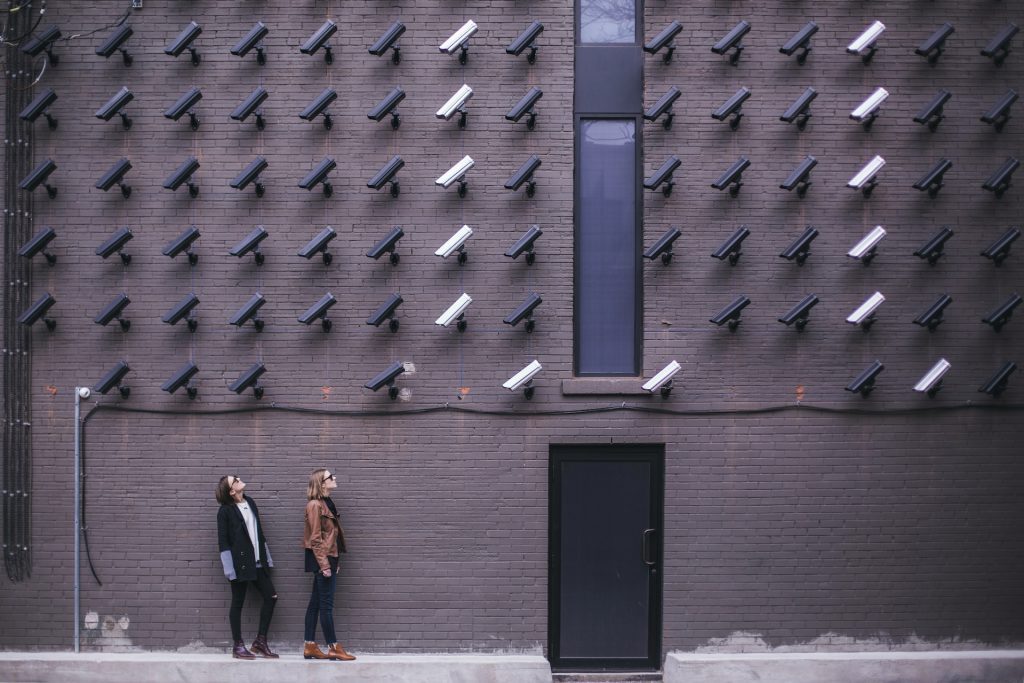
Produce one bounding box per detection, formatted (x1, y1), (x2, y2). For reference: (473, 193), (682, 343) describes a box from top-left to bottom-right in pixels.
(215, 475), (233, 505)
(307, 468), (330, 500)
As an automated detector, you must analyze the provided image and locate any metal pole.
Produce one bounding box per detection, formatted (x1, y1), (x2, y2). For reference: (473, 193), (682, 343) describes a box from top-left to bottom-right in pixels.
(73, 388), (83, 653)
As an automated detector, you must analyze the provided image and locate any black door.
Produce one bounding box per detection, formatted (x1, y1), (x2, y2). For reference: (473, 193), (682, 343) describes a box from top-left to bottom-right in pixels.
(549, 444), (663, 672)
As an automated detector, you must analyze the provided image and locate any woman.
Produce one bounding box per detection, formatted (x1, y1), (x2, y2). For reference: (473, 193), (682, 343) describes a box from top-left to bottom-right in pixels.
(215, 475), (278, 659)
(302, 468), (356, 661)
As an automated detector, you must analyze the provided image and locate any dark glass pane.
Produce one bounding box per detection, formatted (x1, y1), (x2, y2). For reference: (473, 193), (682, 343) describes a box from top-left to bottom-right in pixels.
(580, 0), (637, 44)
(577, 119), (637, 375)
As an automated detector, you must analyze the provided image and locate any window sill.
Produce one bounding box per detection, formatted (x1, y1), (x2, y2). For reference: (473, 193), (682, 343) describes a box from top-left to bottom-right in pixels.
(561, 378), (648, 396)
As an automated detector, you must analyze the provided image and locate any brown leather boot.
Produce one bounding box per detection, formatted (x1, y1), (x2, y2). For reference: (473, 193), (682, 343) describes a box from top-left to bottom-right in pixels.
(303, 641), (329, 660)
(327, 642), (356, 661)
(250, 634), (279, 659)
(232, 640), (256, 659)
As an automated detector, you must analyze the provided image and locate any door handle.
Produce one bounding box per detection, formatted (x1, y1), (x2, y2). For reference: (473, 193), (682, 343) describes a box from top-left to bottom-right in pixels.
(642, 528), (656, 566)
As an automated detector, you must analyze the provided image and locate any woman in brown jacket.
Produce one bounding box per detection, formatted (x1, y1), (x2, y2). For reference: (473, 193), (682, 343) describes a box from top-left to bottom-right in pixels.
(302, 468), (356, 661)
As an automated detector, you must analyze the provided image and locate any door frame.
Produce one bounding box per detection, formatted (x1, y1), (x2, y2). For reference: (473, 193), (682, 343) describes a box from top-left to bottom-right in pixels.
(548, 444), (664, 672)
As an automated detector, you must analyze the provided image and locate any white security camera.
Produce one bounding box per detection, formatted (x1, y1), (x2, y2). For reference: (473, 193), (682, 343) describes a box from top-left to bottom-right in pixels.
(503, 360), (542, 398)
(435, 156), (475, 195)
(847, 155), (885, 195)
(435, 225), (473, 262)
(850, 87), (889, 126)
(914, 358), (951, 396)
(440, 20), (478, 62)
(642, 360), (681, 397)
(436, 84), (474, 123)
(435, 293), (473, 330)
(847, 20), (885, 60)
(848, 226), (887, 263)
(847, 291), (885, 328)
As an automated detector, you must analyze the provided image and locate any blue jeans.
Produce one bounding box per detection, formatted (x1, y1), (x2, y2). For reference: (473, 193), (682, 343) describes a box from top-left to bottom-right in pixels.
(304, 570), (337, 644)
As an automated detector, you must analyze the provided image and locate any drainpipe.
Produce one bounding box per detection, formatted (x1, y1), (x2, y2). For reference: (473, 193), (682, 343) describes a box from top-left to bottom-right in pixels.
(73, 387), (89, 652)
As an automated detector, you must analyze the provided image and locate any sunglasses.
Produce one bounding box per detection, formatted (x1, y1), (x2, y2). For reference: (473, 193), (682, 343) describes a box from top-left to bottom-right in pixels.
(322, 473), (336, 483)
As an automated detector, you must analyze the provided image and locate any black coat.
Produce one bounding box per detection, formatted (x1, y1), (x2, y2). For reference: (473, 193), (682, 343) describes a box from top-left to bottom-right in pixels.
(217, 495), (273, 582)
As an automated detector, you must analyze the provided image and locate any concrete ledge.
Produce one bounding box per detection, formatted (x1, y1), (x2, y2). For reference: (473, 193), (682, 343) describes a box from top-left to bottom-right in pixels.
(0, 652), (552, 683)
(666, 650), (1024, 683)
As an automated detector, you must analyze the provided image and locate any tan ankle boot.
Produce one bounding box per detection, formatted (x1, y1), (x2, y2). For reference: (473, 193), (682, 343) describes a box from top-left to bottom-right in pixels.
(303, 641), (329, 660)
(327, 642), (356, 661)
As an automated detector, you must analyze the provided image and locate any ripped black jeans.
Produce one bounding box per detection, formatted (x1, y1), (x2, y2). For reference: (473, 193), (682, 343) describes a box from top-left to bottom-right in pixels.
(229, 566), (276, 642)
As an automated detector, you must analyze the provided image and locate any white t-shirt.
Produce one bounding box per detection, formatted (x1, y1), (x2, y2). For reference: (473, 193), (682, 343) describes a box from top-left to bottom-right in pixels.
(235, 501), (261, 565)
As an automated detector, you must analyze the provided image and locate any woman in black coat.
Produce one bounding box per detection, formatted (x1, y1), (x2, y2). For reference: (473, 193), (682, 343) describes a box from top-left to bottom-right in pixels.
(216, 475), (278, 659)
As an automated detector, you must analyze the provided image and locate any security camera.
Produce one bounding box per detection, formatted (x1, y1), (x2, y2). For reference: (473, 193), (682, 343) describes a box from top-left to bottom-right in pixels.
(94, 361), (131, 398)
(711, 157), (750, 196)
(166, 21), (201, 66)
(711, 225), (750, 266)
(164, 156), (200, 197)
(163, 293), (200, 332)
(21, 25), (62, 64)
(643, 227), (682, 265)
(436, 155), (474, 196)
(980, 227), (1020, 266)
(231, 87), (269, 129)
(298, 226), (337, 265)
(914, 227), (954, 265)
(503, 360), (542, 399)
(847, 155), (885, 197)
(507, 21), (544, 63)
(19, 159), (58, 198)
(979, 361), (1017, 398)
(437, 84), (473, 127)
(644, 87), (681, 129)
(299, 157), (337, 196)
(232, 22), (269, 64)
(644, 20), (683, 63)
(914, 358), (951, 397)
(780, 155), (817, 196)
(366, 293), (403, 332)
(981, 90), (1018, 131)
(96, 227), (134, 264)
(780, 87), (817, 129)
(300, 20), (337, 63)
(368, 156), (405, 197)
(641, 360), (681, 398)
(916, 22), (954, 65)
(440, 20), (478, 64)
(162, 87), (202, 129)
(846, 360), (884, 397)
(712, 87), (751, 129)
(848, 226), (887, 265)
(914, 90), (952, 131)
(368, 87), (406, 129)
(983, 157), (1019, 197)
(95, 293), (131, 331)
(711, 20), (751, 65)
(162, 362), (199, 399)
(913, 294), (953, 331)
(506, 87), (543, 130)
(17, 292), (57, 331)
(77, 387), (92, 400)
(778, 294), (820, 331)
(780, 21), (818, 64)
(369, 21), (406, 64)
(503, 293), (543, 332)
(163, 226), (200, 265)
(505, 155), (542, 197)
(710, 295), (750, 331)
(436, 225), (473, 263)
(913, 158), (953, 197)
(847, 20), (885, 63)
(231, 157), (269, 197)
(298, 292), (337, 332)
(96, 158), (133, 198)
(20, 88), (58, 129)
(96, 25), (134, 66)
(850, 87), (889, 128)
(981, 23), (1018, 65)
(364, 361), (405, 398)
(982, 293), (1022, 332)
(300, 88), (337, 129)
(436, 293), (473, 331)
(367, 226), (404, 264)
(19, 227), (58, 265)
(644, 156), (681, 196)
(96, 86), (134, 129)
(229, 293), (266, 331)
(846, 292), (885, 330)
(230, 226), (269, 265)
(780, 226), (820, 265)
(506, 225), (543, 264)
(229, 363), (266, 398)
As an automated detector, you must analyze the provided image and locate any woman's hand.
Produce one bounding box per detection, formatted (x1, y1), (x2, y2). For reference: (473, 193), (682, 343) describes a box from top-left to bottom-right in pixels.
(322, 568), (332, 577)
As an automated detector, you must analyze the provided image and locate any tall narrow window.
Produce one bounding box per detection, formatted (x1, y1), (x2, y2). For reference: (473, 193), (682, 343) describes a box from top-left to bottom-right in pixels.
(580, 0), (637, 44)
(575, 119), (639, 375)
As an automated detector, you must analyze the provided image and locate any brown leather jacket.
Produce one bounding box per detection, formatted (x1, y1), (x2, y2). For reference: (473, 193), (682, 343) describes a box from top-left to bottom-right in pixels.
(303, 498), (347, 573)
